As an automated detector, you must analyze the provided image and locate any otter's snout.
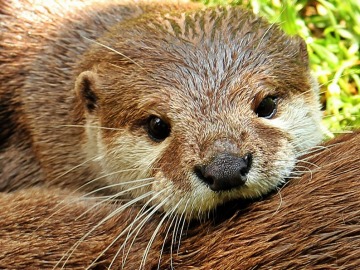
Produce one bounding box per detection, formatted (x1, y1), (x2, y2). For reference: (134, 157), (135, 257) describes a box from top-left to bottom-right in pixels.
(195, 153), (252, 191)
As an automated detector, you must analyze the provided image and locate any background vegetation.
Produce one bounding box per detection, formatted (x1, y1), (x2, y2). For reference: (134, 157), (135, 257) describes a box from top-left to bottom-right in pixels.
(198, 0), (360, 137)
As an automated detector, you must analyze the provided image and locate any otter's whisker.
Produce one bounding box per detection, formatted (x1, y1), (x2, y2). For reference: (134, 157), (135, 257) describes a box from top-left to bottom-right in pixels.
(256, 5), (285, 50)
(120, 190), (173, 268)
(140, 197), (180, 269)
(272, 178), (292, 216)
(157, 198), (184, 268)
(256, 22), (276, 50)
(81, 177), (156, 198)
(119, 197), (159, 265)
(38, 175), (154, 231)
(186, 202), (196, 231)
(96, 189), (172, 269)
(302, 140), (352, 158)
(293, 165), (314, 177)
(55, 190), (157, 270)
(78, 195), (129, 201)
(58, 124), (122, 131)
(75, 180), (158, 221)
(296, 145), (330, 157)
(295, 160), (319, 170)
(170, 203), (188, 268)
(169, 214), (181, 268)
(274, 189), (283, 215)
(297, 87), (322, 97)
(52, 154), (104, 182)
(288, 171), (309, 177)
(78, 168), (145, 191)
(82, 36), (146, 71)
(46, 167), (145, 220)
(176, 198), (191, 254)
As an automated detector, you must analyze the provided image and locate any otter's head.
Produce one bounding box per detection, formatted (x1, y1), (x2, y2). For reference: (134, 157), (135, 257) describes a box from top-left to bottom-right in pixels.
(74, 6), (322, 219)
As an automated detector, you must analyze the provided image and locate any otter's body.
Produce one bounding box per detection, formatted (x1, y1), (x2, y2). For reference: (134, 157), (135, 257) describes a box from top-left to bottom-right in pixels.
(1, 0), (322, 218)
(0, 132), (359, 269)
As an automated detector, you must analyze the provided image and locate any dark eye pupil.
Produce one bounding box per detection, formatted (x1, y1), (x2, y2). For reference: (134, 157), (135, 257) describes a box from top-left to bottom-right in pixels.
(255, 96), (277, 118)
(147, 116), (171, 142)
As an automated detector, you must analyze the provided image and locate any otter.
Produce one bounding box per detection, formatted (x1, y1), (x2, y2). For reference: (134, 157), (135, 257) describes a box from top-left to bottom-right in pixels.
(0, 0), (322, 219)
(0, 132), (358, 269)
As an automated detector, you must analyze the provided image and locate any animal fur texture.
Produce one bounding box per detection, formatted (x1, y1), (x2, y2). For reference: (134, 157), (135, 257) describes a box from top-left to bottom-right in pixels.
(0, 0), (323, 219)
(0, 131), (359, 269)
(1, 0), (358, 268)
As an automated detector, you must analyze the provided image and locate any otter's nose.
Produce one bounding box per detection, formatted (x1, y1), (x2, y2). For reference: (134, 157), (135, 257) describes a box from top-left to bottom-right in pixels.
(194, 153), (252, 191)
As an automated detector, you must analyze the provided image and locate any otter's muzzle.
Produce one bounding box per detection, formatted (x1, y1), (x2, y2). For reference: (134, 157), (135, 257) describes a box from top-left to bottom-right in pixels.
(195, 153), (252, 191)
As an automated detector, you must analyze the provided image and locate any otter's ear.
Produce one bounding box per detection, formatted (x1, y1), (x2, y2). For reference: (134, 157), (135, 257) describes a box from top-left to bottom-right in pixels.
(294, 36), (309, 68)
(75, 71), (99, 113)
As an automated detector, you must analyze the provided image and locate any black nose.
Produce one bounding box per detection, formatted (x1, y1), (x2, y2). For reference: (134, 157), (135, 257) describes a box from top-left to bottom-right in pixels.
(194, 153), (252, 191)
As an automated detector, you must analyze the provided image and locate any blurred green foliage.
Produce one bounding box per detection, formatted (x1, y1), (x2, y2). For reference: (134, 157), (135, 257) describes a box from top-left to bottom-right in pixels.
(197, 0), (360, 135)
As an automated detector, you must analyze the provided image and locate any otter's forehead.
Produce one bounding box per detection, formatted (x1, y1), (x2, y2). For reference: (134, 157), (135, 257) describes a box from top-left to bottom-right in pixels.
(94, 6), (311, 127)
(107, 6), (310, 100)
(141, 9), (308, 110)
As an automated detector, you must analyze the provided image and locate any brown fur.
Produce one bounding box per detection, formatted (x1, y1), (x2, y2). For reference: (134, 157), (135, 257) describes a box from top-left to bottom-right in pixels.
(1, 1), (357, 268)
(0, 0), (197, 190)
(1, 0), (323, 218)
(0, 132), (359, 269)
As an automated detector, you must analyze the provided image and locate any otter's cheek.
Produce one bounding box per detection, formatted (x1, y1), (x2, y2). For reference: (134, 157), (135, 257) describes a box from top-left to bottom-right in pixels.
(269, 96), (323, 153)
(243, 138), (296, 196)
(97, 131), (169, 197)
(151, 171), (188, 213)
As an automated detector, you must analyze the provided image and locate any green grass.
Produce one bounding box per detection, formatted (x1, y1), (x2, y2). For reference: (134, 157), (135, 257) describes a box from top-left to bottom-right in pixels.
(197, 0), (360, 135)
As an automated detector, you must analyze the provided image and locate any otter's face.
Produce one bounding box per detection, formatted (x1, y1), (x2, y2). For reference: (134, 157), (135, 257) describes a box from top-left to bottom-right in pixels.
(75, 7), (322, 219)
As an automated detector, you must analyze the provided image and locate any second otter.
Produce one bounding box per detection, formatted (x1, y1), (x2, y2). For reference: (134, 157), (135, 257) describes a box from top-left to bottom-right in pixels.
(0, 0), (322, 219)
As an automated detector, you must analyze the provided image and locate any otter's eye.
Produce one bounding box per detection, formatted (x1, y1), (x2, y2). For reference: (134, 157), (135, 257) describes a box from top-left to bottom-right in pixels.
(147, 116), (171, 142)
(255, 96), (278, 119)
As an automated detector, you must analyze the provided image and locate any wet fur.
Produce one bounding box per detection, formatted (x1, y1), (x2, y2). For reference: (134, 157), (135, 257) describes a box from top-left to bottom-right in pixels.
(0, 132), (359, 269)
